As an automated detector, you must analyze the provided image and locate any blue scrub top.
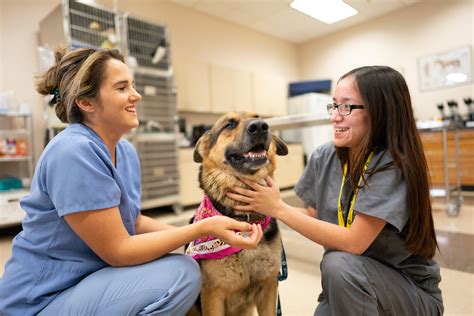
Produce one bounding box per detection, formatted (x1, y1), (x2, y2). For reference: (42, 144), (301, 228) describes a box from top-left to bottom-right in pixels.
(0, 123), (141, 315)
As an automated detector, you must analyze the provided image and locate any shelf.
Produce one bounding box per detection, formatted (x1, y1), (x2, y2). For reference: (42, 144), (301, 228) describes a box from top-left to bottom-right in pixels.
(0, 111), (31, 117)
(0, 129), (29, 136)
(0, 156), (32, 162)
(0, 212), (25, 228)
(0, 188), (28, 228)
(0, 188), (29, 200)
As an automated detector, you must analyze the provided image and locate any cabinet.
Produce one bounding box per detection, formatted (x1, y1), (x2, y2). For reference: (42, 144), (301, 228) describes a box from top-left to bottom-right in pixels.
(274, 143), (305, 189)
(129, 133), (181, 211)
(0, 189), (27, 228)
(209, 65), (253, 113)
(178, 143), (304, 206)
(175, 59), (287, 117)
(178, 148), (202, 206)
(175, 60), (212, 112)
(420, 128), (474, 187)
(232, 69), (254, 112)
(252, 72), (287, 116)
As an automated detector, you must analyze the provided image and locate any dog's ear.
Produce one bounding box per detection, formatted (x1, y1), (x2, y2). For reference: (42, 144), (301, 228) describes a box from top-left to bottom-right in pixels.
(272, 134), (289, 156)
(193, 131), (210, 163)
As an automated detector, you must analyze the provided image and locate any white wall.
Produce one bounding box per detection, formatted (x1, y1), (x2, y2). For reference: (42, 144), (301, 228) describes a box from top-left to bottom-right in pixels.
(298, 0), (474, 121)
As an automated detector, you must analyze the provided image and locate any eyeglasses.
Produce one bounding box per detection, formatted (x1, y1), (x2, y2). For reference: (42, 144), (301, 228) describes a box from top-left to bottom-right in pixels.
(327, 103), (365, 116)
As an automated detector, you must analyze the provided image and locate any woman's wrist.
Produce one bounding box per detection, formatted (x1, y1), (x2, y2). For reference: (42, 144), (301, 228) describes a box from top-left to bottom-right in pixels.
(193, 218), (209, 239)
(273, 199), (289, 220)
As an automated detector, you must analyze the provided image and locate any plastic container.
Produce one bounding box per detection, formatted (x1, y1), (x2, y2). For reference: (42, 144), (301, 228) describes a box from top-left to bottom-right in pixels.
(0, 91), (17, 113)
(0, 177), (23, 191)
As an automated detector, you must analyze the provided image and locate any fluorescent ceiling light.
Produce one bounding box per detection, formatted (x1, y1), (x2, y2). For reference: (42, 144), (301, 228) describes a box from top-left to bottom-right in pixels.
(446, 73), (468, 83)
(290, 0), (358, 24)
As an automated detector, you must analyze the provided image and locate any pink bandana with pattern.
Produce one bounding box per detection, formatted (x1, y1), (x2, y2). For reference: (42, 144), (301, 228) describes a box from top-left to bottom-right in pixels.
(185, 195), (271, 260)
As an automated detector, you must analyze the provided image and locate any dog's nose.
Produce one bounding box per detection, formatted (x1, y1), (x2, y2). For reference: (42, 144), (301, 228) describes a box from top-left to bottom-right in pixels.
(247, 120), (269, 135)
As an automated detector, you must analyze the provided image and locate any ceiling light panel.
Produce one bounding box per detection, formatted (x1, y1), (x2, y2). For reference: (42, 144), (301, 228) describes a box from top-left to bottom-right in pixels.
(290, 0), (358, 24)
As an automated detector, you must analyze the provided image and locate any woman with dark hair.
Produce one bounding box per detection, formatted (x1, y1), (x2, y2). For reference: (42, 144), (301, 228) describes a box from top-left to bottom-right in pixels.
(0, 47), (262, 316)
(228, 66), (443, 315)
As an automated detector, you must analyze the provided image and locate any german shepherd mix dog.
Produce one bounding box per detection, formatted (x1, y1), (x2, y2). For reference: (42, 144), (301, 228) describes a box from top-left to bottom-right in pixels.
(186, 112), (288, 316)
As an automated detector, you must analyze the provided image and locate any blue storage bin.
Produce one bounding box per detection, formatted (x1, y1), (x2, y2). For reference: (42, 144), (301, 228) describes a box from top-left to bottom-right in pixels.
(289, 80), (332, 97)
(0, 176), (22, 191)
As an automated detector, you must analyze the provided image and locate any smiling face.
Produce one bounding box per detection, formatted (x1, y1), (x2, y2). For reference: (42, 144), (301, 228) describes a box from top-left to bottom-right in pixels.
(197, 112), (278, 176)
(332, 76), (370, 153)
(194, 112), (288, 207)
(222, 115), (271, 174)
(193, 111), (288, 208)
(87, 59), (141, 139)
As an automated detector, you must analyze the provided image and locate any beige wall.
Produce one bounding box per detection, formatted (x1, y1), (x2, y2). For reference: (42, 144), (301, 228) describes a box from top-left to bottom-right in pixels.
(0, 0), (299, 161)
(298, 0), (474, 121)
(114, 0), (299, 79)
(0, 0), (59, 161)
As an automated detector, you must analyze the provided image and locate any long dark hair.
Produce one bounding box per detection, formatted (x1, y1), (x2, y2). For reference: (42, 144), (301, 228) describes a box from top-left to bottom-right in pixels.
(336, 66), (437, 259)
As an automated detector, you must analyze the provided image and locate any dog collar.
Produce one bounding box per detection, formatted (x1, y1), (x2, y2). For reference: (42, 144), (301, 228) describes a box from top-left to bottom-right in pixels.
(185, 195), (271, 260)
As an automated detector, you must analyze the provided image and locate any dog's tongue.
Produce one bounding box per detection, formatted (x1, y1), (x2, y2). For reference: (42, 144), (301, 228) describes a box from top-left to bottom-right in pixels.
(243, 150), (267, 158)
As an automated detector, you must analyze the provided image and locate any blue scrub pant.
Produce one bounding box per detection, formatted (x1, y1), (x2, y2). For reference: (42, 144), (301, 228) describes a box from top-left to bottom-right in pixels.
(38, 254), (201, 316)
(314, 251), (443, 316)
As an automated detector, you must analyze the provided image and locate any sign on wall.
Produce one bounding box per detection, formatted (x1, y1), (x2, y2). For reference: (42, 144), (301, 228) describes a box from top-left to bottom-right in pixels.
(418, 46), (472, 91)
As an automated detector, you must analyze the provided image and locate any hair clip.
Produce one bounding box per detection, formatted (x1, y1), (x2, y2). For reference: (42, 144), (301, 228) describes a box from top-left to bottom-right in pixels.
(49, 88), (60, 105)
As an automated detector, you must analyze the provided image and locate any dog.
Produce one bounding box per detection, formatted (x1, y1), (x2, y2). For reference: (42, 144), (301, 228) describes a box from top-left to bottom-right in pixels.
(186, 111), (288, 316)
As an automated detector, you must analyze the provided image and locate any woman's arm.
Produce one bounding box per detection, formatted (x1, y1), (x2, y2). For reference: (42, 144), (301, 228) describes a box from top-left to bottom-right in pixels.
(134, 214), (175, 234)
(64, 208), (263, 267)
(299, 206), (317, 218)
(276, 204), (385, 254)
(228, 176), (385, 255)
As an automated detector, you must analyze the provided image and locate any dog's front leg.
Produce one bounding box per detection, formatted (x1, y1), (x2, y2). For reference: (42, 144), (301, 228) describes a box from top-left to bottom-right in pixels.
(256, 278), (279, 316)
(200, 289), (226, 316)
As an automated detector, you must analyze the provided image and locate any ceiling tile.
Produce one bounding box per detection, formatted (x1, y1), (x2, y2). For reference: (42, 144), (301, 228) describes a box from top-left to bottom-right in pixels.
(170, 0), (415, 42)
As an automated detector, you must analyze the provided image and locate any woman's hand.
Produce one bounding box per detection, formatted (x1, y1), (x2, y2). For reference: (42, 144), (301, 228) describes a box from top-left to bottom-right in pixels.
(227, 176), (285, 218)
(200, 216), (263, 249)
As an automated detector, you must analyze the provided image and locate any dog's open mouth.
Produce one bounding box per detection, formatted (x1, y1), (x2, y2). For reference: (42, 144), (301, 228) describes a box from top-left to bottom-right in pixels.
(226, 143), (269, 173)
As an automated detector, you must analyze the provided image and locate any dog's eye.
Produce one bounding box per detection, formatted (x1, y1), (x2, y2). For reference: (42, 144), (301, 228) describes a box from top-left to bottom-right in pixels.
(225, 121), (238, 129)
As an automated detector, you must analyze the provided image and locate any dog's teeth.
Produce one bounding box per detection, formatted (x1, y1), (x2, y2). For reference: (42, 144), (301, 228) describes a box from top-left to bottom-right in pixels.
(243, 149), (267, 160)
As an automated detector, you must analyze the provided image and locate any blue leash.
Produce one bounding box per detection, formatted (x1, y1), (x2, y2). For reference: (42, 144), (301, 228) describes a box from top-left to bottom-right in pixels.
(277, 243), (288, 316)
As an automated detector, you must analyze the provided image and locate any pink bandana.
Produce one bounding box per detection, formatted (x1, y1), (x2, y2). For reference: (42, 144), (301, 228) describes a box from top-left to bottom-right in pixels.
(185, 195), (271, 260)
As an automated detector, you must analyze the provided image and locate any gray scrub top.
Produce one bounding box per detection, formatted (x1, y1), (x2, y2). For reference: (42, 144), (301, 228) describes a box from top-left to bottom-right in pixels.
(295, 142), (442, 303)
(0, 123), (141, 316)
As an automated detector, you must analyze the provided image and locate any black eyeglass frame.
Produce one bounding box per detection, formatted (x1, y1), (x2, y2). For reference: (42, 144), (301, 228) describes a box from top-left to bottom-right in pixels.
(327, 103), (365, 116)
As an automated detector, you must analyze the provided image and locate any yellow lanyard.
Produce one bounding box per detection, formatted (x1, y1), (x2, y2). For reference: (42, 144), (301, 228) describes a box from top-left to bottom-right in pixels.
(338, 151), (374, 228)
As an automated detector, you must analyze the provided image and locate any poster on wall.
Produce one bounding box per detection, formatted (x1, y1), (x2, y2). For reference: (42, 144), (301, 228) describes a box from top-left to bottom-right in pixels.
(418, 46), (472, 91)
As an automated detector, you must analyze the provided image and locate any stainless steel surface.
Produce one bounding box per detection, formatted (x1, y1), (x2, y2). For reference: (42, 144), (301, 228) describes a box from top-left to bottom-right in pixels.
(122, 14), (180, 211)
(39, 0), (120, 49)
(123, 14), (170, 70)
(265, 113), (331, 131)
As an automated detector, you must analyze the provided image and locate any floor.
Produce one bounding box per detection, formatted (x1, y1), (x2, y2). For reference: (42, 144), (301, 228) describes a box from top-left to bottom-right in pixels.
(0, 192), (473, 315)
